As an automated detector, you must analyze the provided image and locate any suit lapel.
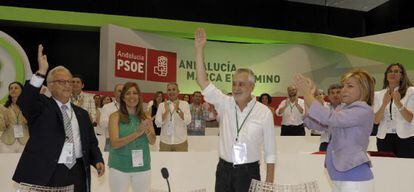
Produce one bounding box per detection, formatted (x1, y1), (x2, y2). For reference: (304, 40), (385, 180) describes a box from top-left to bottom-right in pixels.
(71, 103), (85, 140)
(51, 98), (64, 125)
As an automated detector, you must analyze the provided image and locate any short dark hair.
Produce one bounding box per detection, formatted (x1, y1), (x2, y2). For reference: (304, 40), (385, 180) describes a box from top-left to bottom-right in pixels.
(327, 84), (343, 95)
(258, 93), (272, 104)
(72, 74), (84, 84)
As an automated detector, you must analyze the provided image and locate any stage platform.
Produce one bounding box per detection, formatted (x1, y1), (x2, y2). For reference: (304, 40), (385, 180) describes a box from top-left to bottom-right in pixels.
(1, 135), (412, 192)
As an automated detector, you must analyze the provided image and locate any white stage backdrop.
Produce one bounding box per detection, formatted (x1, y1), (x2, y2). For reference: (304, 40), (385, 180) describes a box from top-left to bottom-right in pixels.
(99, 24), (388, 96)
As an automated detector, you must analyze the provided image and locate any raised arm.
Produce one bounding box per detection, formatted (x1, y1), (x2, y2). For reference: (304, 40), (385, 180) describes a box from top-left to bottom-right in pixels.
(37, 44), (49, 76)
(17, 44), (49, 124)
(194, 28), (210, 89)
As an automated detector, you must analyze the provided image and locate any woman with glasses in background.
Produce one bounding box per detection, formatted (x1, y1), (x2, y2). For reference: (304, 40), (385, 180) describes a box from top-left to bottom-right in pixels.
(374, 63), (414, 158)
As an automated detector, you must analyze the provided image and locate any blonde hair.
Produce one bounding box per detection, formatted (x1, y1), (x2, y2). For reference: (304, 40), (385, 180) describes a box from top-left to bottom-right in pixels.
(341, 69), (375, 106)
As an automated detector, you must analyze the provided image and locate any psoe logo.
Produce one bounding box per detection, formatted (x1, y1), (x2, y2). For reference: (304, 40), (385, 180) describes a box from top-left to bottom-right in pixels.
(113, 43), (176, 83)
(147, 48), (176, 82)
(154, 56), (168, 77)
(0, 31), (32, 104)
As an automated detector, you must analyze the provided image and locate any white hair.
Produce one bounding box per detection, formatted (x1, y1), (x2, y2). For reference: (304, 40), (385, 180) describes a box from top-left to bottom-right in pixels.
(46, 66), (72, 83)
(234, 68), (255, 85)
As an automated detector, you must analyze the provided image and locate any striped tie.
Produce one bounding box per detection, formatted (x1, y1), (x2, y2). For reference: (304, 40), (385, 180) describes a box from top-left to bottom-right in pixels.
(61, 104), (76, 169)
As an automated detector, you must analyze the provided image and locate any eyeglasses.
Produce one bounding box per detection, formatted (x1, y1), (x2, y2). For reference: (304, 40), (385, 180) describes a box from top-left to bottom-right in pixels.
(387, 70), (402, 74)
(49, 80), (72, 86)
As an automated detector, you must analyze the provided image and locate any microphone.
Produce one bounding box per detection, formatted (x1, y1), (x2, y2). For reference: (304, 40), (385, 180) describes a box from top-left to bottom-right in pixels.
(161, 167), (171, 192)
(161, 167), (169, 179)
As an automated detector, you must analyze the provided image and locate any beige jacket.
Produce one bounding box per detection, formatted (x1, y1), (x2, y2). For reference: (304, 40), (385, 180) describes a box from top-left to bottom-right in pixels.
(0, 105), (29, 145)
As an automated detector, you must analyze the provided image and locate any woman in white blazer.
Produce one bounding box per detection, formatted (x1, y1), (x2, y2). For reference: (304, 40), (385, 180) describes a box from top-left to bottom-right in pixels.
(374, 63), (414, 158)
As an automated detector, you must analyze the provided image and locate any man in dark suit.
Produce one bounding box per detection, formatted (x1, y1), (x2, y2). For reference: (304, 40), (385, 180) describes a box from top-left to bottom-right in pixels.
(13, 44), (105, 192)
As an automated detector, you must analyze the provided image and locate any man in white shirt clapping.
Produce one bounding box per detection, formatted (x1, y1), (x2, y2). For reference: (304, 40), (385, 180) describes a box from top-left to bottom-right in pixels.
(276, 85), (306, 136)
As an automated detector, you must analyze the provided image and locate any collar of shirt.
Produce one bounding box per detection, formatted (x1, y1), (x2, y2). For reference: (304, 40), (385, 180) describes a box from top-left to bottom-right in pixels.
(388, 86), (400, 92)
(53, 97), (72, 111)
(232, 96), (256, 112)
(113, 100), (119, 109)
(342, 101), (366, 110)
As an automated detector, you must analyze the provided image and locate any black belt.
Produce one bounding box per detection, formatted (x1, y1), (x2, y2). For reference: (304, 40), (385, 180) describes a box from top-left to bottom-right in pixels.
(219, 158), (259, 168)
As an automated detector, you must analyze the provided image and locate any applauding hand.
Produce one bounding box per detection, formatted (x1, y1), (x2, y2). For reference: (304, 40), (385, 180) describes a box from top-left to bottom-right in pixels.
(293, 73), (315, 96)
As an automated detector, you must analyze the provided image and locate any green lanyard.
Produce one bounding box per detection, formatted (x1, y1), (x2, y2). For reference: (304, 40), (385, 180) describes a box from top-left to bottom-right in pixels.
(11, 106), (21, 125)
(235, 101), (256, 142)
(167, 101), (176, 122)
(289, 102), (293, 112)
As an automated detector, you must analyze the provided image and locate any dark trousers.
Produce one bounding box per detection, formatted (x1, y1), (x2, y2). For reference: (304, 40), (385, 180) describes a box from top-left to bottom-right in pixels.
(319, 142), (329, 152)
(47, 158), (87, 192)
(371, 124), (379, 136)
(281, 124), (305, 136)
(153, 122), (161, 135)
(215, 158), (260, 192)
(377, 134), (414, 158)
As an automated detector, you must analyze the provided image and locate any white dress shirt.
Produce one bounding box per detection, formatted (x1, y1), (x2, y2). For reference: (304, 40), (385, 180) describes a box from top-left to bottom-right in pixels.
(54, 99), (83, 159)
(202, 83), (276, 164)
(374, 87), (414, 139)
(275, 98), (305, 126)
(99, 101), (119, 138)
(30, 75), (83, 159)
(155, 100), (191, 144)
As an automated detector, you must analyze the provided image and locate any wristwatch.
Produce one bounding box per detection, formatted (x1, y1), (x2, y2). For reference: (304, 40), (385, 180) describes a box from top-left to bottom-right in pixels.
(35, 72), (46, 78)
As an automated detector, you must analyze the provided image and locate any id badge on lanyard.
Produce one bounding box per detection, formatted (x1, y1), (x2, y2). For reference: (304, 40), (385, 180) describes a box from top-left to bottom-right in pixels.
(233, 101), (256, 165)
(58, 142), (74, 164)
(195, 120), (202, 129)
(233, 142), (247, 165)
(13, 124), (24, 138)
(132, 149), (144, 167)
(167, 121), (173, 135)
(12, 109), (24, 138)
(167, 103), (174, 135)
(289, 103), (296, 122)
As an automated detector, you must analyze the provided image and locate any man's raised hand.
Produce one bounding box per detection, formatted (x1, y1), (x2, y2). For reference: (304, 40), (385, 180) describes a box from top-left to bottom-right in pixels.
(37, 44), (49, 74)
(194, 28), (207, 50)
